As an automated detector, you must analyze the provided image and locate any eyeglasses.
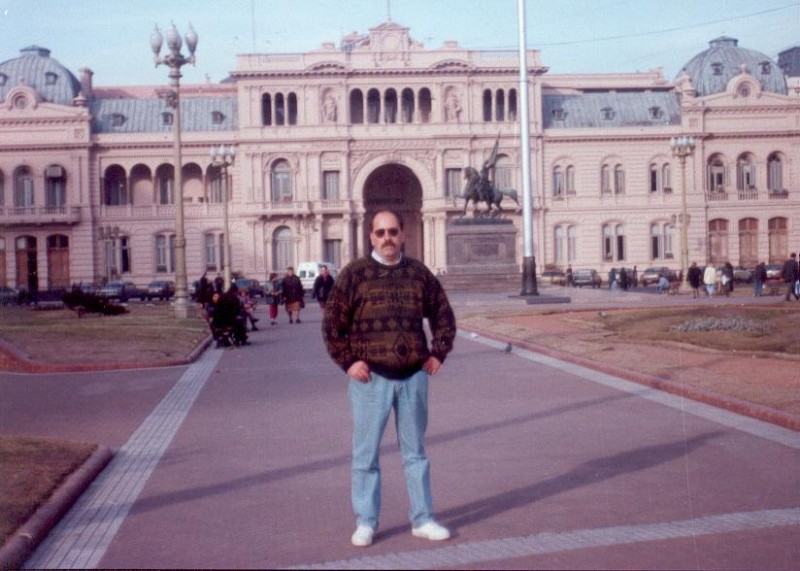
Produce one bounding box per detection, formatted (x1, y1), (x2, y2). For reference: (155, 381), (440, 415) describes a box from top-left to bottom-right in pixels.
(373, 228), (400, 238)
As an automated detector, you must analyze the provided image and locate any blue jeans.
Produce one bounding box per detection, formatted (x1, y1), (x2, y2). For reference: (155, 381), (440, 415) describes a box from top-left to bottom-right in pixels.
(348, 370), (433, 530)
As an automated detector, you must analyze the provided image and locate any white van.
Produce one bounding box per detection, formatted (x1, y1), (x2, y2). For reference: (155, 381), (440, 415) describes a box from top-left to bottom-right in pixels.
(297, 261), (338, 293)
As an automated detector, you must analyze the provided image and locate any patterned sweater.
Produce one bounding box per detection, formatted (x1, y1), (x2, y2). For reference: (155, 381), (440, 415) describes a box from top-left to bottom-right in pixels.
(322, 255), (456, 380)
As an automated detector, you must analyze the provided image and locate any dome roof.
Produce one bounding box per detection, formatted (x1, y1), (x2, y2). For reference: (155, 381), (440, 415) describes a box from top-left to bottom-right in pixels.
(676, 37), (787, 97)
(0, 46), (82, 106)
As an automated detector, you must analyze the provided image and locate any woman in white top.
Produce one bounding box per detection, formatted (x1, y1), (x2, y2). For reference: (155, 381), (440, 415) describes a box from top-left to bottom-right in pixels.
(703, 265), (717, 296)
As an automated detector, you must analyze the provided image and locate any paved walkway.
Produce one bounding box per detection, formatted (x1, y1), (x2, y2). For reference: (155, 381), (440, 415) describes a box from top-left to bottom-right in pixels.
(1, 289), (798, 569)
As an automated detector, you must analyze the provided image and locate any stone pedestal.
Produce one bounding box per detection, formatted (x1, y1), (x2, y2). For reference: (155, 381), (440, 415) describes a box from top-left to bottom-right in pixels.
(446, 218), (518, 274)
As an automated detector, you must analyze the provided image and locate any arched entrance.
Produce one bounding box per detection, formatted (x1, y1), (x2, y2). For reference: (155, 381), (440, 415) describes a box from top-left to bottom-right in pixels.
(362, 164), (423, 261)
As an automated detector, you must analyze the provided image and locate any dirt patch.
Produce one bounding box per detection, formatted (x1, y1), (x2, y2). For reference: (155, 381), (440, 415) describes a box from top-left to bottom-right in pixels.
(460, 305), (800, 417)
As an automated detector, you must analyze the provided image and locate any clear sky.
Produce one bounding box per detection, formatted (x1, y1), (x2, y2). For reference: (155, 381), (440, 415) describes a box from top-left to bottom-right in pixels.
(1, 0), (797, 86)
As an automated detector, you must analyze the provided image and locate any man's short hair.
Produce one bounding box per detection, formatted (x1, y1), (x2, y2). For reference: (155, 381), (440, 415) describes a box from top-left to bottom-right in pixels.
(370, 209), (404, 231)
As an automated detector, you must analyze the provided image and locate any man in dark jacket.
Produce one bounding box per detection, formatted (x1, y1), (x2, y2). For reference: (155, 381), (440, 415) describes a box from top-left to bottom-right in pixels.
(322, 209), (455, 548)
(281, 266), (305, 323)
(782, 253), (799, 301)
(311, 265), (335, 309)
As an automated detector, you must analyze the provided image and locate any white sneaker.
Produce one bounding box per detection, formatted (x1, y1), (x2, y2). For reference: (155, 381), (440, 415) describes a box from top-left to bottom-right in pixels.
(412, 521), (451, 541)
(351, 524), (375, 547)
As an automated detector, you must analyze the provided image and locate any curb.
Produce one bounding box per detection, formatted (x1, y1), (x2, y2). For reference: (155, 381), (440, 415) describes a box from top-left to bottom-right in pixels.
(0, 336), (212, 374)
(0, 446), (114, 570)
(466, 325), (800, 432)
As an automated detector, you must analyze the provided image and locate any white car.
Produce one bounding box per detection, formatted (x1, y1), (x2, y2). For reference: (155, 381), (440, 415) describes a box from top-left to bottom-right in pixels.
(297, 261), (338, 292)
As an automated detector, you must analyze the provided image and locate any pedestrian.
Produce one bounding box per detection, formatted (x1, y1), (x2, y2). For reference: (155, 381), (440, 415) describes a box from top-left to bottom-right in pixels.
(281, 266), (305, 323)
(721, 261), (734, 297)
(619, 267), (629, 291)
(311, 264), (335, 309)
(238, 287), (259, 331)
(753, 261), (767, 297)
(687, 261), (702, 298)
(565, 265), (573, 287)
(703, 264), (716, 296)
(781, 252), (799, 301)
(656, 274), (669, 294)
(608, 268), (617, 290)
(322, 209), (456, 548)
(631, 265), (638, 288)
(265, 272), (281, 325)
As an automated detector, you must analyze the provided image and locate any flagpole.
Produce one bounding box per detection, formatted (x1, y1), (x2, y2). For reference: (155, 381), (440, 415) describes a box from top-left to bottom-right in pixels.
(518, 0), (538, 295)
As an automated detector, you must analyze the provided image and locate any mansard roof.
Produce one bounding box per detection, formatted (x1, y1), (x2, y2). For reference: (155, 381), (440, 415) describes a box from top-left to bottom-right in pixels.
(542, 91), (680, 129)
(90, 96), (237, 133)
(677, 36), (788, 97)
(0, 46), (82, 106)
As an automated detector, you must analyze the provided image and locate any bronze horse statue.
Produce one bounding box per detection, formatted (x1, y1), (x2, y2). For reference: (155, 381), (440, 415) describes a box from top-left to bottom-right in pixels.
(461, 166), (520, 217)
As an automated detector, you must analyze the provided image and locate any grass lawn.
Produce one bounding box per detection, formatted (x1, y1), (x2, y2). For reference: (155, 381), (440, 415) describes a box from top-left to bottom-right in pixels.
(0, 436), (97, 545)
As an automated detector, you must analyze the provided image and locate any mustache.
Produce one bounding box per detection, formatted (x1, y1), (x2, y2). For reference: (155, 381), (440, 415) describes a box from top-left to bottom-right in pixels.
(380, 240), (396, 247)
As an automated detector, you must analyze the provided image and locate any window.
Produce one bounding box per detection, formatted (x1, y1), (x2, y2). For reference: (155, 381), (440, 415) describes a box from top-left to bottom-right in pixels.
(104, 166), (127, 205)
(119, 236), (131, 274)
(600, 165), (610, 194)
(45, 72), (58, 85)
(204, 233), (224, 271)
(349, 90), (364, 124)
(650, 223), (675, 260)
(649, 106), (662, 120)
(494, 156), (514, 192)
(739, 218), (758, 267)
(663, 164), (672, 192)
(603, 224), (626, 261)
(553, 166), (564, 197)
(158, 172), (174, 205)
(445, 168), (461, 199)
(14, 166), (34, 207)
(767, 153), (783, 192)
(271, 160), (292, 202)
(209, 166), (223, 203)
(272, 226), (294, 271)
(0, 170), (4, 206)
(212, 111), (225, 125)
(711, 62), (723, 75)
(708, 219), (729, 265)
(495, 89), (505, 122)
(275, 93), (285, 125)
(0, 238), (6, 287)
(45, 165), (66, 208)
(554, 226), (564, 264)
(556, 225), (576, 264)
(614, 165), (625, 194)
(768, 217), (788, 263)
(418, 88), (432, 123)
(111, 113), (126, 127)
(736, 154), (756, 190)
(601, 107), (614, 120)
(552, 108), (566, 121)
(483, 89), (492, 122)
(155, 233), (176, 273)
(323, 239), (341, 268)
(565, 166), (575, 195)
(0, 73), (7, 86)
(401, 88), (415, 123)
(707, 155), (727, 191)
(367, 89), (381, 124)
(161, 112), (173, 126)
(508, 89), (518, 121)
(649, 164), (660, 193)
(760, 61), (772, 75)
(262, 93), (273, 125)
(384, 89), (398, 124)
(323, 170), (340, 201)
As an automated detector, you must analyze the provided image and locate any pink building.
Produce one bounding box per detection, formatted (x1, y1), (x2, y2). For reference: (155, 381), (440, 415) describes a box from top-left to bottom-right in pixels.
(0, 24), (798, 293)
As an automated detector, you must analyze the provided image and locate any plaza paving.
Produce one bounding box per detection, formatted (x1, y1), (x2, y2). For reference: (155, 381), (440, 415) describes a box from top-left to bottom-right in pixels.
(0, 287), (798, 569)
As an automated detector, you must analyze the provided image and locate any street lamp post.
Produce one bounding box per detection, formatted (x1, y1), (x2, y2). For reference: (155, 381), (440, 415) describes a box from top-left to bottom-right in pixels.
(209, 144), (236, 291)
(150, 22), (197, 318)
(670, 135), (696, 293)
(98, 225), (119, 284)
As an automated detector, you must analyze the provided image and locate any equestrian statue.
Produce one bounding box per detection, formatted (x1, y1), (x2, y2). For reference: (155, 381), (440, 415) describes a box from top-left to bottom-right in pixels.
(461, 136), (520, 217)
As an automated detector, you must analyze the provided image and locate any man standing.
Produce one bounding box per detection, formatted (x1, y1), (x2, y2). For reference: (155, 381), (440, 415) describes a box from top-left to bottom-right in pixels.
(322, 209), (456, 548)
(311, 265), (335, 309)
(781, 252), (799, 301)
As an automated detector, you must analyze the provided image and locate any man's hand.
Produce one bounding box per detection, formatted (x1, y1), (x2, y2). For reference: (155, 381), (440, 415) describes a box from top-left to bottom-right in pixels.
(347, 360), (371, 383)
(422, 356), (442, 376)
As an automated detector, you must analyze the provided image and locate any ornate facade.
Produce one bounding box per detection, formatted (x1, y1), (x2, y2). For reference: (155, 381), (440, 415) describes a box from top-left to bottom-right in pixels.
(0, 24), (798, 293)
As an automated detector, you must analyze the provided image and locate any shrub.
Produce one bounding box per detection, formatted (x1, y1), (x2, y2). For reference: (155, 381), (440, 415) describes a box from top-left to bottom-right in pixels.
(62, 288), (128, 316)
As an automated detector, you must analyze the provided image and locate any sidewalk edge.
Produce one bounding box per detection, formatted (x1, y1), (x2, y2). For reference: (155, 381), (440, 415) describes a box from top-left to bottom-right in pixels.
(466, 326), (800, 432)
(0, 445), (114, 570)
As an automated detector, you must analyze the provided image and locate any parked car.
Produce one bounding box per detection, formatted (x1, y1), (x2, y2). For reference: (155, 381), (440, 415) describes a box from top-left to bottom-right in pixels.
(145, 280), (175, 300)
(234, 278), (265, 297)
(732, 266), (753, 283)
(639, 267), (678, 286)
(765, 263), (783, 281)
(97, 281), (142, 302)
(571, 269), (602, 288)
(540, 269), (566, 286)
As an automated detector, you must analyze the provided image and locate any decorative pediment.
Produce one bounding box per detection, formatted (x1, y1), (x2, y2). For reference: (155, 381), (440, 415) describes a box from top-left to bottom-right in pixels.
(306, 61), (348, 73)
(430, 59), (471, 71)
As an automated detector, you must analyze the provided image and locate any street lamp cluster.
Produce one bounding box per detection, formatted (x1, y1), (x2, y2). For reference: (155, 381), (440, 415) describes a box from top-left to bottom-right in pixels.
(209, 145), (236, 291)
(150, 23), (197, 318)
(670, 136), (696, 291)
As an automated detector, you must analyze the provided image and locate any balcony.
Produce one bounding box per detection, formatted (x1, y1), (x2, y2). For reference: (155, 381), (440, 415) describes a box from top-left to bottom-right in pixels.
(706, 189), (729, 201)
(0, 205), (82, 226)
(258, 201), (309, 216)
(319, 199), (351, 212)
(737, 187), (759, 200)
(768, 190), (789, 200)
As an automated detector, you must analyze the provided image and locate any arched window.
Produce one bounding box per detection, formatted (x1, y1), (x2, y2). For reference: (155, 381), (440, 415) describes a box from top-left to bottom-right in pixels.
(602, 223), (626, 261)
(207, 165), (224, 203)
(418, 88), (432, 123)
(287, 93), (298, 125)
(768, 217), (788, 263)
(349, 89), (364, 124)
(483, 89), (492, 122)
(384, 89), (398, 124)
(600, 165), (611, 194)
(614, 165), (625, 195)
(708, 219), (729, 265)
(367, 89), (381, 124)
(155, 164), (174, 205)
(275, 93), (286, 126)
(104, 165), (127, 205)
(663, 164), (672, 192)
(552, 166), (564, 197)
(554, 225), (577, 265)
(273, 226), (294, 271)
(261, 93), (272, 126)
(565, 166), (575, 196)
(401, 88), (415, 123)
(45, 165), (66, 208)
(155, 232), (176, 273)
(739, 218), (758, 267)
(495, 89), (505, 122)
(736, 153), (756, 191)
(649, 163), (660, 193)
(508, 89), (518, 121)
(271, 160), (293, 203)
(707, 154), (727, 192)
(14, 166), (34, 207)
(767, 153), (784, 192)
(650, 222), (675, 260)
